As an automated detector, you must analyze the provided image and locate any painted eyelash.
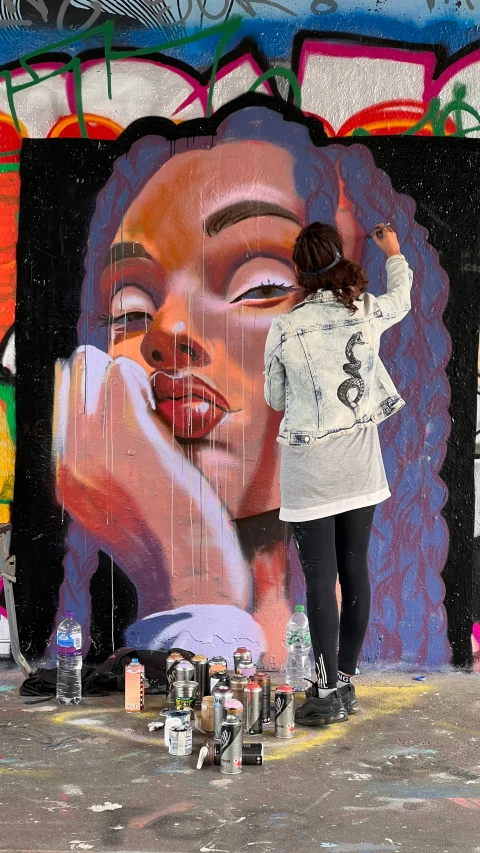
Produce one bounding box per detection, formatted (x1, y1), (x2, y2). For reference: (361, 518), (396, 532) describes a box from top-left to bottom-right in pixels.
(231, 280), (292, 304)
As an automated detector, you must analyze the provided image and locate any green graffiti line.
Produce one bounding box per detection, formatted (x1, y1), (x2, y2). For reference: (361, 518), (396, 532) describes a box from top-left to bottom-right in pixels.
(352, 83), (480, 138)
(0, 16), (244, 137)
(249, 67), (301, 108)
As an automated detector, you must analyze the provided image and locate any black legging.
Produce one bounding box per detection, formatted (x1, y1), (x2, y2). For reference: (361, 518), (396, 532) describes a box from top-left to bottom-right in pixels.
(291, 505), (375, 689)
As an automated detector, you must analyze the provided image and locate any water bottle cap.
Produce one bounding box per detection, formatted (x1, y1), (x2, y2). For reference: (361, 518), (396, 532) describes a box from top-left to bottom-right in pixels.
(131, 657), (139, 664)
(65, 611), (74, 618)
(295, 605), (305, 612)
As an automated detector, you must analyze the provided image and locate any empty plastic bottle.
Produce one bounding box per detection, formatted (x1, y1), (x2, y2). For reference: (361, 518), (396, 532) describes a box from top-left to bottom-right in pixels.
(285, 605), (312, 691)
(56, 611), (82, 705)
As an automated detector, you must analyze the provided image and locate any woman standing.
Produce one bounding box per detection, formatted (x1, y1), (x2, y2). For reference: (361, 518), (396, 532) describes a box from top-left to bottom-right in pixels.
(264, 221), (413, 726)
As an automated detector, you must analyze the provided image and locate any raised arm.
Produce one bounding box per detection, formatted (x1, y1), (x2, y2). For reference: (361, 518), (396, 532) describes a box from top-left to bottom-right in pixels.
(371, 224), (413, 332)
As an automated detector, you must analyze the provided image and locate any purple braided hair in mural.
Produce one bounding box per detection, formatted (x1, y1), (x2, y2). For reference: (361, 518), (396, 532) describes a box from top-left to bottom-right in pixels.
(55, 100), (450, 667)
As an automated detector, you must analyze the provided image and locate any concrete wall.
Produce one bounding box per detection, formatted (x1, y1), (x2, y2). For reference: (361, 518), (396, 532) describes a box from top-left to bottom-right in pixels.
(0, 0), (479, 669)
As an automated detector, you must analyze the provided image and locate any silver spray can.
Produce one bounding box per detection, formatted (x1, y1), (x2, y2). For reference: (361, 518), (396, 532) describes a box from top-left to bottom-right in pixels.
(229, 674), (248, 706)
(209, 664), (229, 694)
(212, 684), (233, 741)
(275, 684), (295, 738)
(166, 653), (184, 700)
(208, 654), (228, 670)
(255, 672), (271, 723)
(233, 646), (252, 673)
(243, 681), (262, 735)
(223, 698), (243, 725)
(192, 654), (208, 702)
(220, 714), (243, 775)
(175, 660), (195, 682)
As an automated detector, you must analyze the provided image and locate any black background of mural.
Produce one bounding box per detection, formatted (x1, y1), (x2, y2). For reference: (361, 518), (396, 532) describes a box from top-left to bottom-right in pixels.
(12, 97), (480, 666)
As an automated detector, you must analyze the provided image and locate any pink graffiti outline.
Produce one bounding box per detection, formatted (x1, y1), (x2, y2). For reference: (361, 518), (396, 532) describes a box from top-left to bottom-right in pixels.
(173, 53), (273, 117)
(428, 48), (480, 100)
(296, 40), (437, 104)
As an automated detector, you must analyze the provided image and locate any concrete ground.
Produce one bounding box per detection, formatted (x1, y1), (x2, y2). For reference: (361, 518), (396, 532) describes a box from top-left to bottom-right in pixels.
(0, 666), (479, 853)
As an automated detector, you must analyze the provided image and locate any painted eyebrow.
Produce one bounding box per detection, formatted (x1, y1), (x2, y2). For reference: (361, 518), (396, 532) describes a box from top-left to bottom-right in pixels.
(204, 201), (301, 237)
(103, 241), (153, 270)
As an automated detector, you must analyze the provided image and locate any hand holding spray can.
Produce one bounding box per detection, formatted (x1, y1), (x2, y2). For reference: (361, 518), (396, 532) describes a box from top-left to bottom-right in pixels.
(275, 684), (295, 738)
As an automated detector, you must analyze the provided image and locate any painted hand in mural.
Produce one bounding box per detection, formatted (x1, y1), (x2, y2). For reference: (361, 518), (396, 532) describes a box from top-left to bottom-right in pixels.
(53, 345), (252, 619)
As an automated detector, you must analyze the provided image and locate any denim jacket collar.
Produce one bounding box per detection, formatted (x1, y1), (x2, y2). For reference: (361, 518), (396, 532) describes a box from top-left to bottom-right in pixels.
(291, 290), (339, 311)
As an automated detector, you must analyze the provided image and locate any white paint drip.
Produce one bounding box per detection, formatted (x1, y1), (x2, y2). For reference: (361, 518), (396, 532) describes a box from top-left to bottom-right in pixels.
(62, 785), (83, 796)
(88, 802), (123, 812)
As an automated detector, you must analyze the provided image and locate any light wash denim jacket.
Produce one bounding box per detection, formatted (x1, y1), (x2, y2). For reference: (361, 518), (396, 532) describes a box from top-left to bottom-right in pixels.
(264, 254), (413, 446)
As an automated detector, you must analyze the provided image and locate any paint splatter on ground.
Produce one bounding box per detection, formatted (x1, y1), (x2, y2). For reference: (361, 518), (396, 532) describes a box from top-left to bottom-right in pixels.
(0, 670), (479, 852)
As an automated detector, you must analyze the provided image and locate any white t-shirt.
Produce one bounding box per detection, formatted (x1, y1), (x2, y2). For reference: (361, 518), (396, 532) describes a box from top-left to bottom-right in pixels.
(279, 425), (390, 522)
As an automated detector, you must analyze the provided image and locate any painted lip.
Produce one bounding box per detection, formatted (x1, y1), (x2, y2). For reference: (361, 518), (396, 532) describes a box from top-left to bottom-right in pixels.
(151, 371), (230, 440)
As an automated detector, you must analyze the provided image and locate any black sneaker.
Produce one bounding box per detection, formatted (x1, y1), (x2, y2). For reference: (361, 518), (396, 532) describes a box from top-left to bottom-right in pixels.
(295, 691), (348, 727)
(337, 682), (360, 715)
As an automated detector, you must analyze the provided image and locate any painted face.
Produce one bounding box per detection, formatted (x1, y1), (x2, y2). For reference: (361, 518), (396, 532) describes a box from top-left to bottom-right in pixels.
(100, 141), (363, 519)
(99, 141), (304, 519)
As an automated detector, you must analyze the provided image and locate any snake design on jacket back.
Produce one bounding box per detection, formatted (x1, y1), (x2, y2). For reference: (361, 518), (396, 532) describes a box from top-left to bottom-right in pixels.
(337, 332), (366, 412)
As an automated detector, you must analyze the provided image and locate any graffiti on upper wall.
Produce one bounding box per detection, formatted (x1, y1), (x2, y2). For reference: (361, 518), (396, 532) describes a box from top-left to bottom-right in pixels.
(0, 5), (479, 667)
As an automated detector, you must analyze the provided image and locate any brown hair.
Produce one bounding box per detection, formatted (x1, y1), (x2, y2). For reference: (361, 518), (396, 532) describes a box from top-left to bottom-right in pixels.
(292, 222), (369, 313)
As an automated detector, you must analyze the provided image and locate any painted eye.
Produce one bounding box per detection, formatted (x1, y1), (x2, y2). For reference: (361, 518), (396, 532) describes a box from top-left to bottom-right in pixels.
(109, 285), (156, 333)
(231, 281), (292, 304)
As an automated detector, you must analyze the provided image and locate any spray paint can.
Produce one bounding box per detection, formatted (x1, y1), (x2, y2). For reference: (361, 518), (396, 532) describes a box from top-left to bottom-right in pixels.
(233, 647), (252, 673)
(209, 664), (229, 694)
(220, 714), (243, 775)
(255, 673), (271, 723)
(192, 654), (208, 701)
(229, 674), (248, 706)
(208, 654), (228, 670)
(223, 698), (243, 724)
(197, 739), (264, 768)
(166, 653), (184, 695)
(174, 680), (198, 710)
(238, 665), (256, 679)
(175, 660), (195, 682)
(124, 658), (145, 712)
(212, 684), (233, 741)
(243, 681), (262, 735)
(275, 684), (295, 739)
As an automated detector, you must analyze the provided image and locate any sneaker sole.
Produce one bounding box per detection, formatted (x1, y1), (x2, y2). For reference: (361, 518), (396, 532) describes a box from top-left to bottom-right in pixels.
(295, 710), (348, 728)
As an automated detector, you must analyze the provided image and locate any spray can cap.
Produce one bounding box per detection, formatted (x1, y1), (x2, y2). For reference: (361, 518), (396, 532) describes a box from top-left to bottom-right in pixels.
(65, 611), (74, 618)
(131, 657), (139, 664)
(197, 745), (209, 770)
(295, 605), (305, 612)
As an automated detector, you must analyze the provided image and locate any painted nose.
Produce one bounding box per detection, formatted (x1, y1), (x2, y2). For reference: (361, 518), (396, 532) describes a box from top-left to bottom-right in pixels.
(140, 295), (211, 371)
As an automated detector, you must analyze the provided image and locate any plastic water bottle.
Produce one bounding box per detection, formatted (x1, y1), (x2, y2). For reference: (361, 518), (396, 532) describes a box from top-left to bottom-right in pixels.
(285, 605), (312, 691)
(56, 611), (82, 705)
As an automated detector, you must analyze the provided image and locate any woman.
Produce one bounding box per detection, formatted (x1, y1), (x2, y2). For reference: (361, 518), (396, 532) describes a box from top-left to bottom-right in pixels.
(51, 98), (448, 667)
(264, 221), (413, 725)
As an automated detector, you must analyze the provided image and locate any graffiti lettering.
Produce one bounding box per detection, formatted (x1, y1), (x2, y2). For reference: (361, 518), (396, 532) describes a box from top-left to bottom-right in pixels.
(426, 0), (474, 9)
(57, 0), (103, 32)
(0, 0), (298, 29)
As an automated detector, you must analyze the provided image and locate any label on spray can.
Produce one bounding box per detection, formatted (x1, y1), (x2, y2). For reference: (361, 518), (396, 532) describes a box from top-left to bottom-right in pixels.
(255, 673), (271, 723)
(125, 659), (145, 712)
(220, 715), (243, 775)
(275, 685), (295, 738)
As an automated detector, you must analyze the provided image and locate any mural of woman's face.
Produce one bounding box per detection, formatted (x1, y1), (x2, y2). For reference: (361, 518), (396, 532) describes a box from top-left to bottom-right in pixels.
(101, 141), (306, 519)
